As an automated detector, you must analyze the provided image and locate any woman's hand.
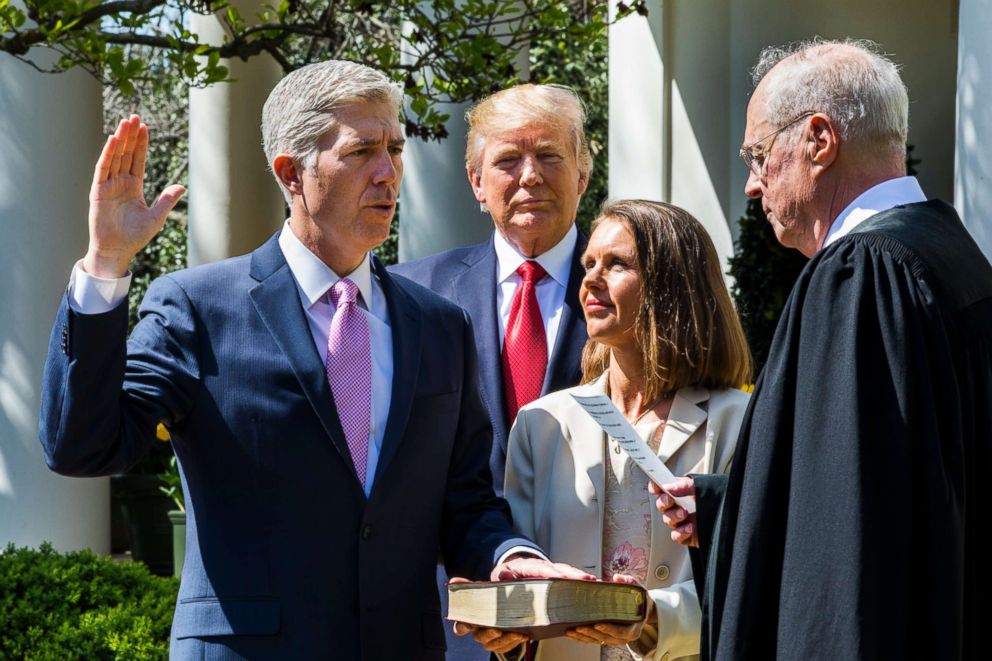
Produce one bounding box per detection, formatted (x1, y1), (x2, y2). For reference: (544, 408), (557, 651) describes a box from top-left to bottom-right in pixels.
(564, 574), (652, 647)
(649, 478), (699, 547)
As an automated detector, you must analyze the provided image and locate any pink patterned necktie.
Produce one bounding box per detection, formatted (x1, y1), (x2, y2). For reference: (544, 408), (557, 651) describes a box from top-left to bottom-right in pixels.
(325, 278), (372, 489)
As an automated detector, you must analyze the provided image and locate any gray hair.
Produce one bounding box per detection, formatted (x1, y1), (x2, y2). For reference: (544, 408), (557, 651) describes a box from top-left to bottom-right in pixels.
(261, 60), (403, 204)
(465, 83), (593, 180)
(751, 39), (909, 161)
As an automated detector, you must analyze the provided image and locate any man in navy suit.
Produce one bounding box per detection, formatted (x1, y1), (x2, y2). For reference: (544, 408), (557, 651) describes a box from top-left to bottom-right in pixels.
(39, 61), (591, 660)
(392, 84), (591, 498)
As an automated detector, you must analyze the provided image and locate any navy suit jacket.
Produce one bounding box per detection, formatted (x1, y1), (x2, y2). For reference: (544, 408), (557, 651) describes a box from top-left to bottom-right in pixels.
(39, 233), (535, 660)
(391, 233), (588, 496)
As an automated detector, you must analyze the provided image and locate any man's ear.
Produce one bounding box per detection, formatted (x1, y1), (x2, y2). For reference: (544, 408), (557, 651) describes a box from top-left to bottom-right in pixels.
(273, 155), (305, 196)
(577, 171), (590, 197)
(467, 165), (486, 203)
(808, 114), (839, 172)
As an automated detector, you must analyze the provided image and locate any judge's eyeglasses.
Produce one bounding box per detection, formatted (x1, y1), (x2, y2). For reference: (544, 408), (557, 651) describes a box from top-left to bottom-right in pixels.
(739, 111), (815, 177)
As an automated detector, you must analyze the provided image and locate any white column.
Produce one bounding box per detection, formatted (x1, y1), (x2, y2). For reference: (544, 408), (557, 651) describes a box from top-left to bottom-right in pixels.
(608, 0), (736, 270)
(398, 101), (491, 261)
(188, 3), (284, 266)
(0, 55), (108, 552)
(610, 0), (961, 271)
(955, 0), (992, 260)
(608, 0), (667, 202)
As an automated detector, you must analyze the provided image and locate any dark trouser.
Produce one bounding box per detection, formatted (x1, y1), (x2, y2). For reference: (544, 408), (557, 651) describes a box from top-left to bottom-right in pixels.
(437, 563), (490, 661)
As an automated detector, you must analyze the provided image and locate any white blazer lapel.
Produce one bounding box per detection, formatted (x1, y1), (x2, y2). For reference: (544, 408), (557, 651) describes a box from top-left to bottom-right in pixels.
(565, 375), (609, 523)
(657, 387), (709, 464)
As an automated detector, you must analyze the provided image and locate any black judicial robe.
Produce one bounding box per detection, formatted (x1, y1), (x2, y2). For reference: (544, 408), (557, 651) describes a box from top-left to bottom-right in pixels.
(692, 200), (992, 660)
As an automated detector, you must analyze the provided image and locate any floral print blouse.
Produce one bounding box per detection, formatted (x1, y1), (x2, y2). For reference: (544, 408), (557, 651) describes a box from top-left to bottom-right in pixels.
(600, 419), (664, 661)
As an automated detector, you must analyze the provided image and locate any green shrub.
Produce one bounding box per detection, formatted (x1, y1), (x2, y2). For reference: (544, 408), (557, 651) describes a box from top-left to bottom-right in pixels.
(0, 544), (178, 660)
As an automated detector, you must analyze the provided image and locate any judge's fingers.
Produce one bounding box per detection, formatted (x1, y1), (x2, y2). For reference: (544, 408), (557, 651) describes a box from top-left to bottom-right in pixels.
(652, 476), (695, 497)
(661, 506), (687, 528)
(670, 521), (698, 547)
(117, 115), (140, 176)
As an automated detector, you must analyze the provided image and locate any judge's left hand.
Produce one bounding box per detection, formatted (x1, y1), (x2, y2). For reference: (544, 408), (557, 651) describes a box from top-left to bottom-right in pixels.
(451, 555), (597, 653)
(564, 574), (652, 646)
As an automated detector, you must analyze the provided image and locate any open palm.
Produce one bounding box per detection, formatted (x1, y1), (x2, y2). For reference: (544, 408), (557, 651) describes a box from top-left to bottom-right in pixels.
(85, 115), (185, 277)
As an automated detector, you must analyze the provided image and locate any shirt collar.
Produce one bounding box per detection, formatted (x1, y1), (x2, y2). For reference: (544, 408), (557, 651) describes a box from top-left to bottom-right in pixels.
(822, 176), (927, 249)
(493, 223), (578, 286)
(278, 221), (374, 309)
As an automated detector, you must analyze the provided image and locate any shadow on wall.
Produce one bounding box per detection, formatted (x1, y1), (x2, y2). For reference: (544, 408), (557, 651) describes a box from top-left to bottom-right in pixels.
(956, 29), (992, 259)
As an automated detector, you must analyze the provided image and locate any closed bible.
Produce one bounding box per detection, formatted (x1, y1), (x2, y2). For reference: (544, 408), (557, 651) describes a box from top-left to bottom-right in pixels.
(446, 579), (647, 640)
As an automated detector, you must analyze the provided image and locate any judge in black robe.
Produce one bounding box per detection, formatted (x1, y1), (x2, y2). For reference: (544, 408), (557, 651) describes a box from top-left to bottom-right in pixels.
(692, 200), (992, 660)
(657, 40), (992, 661)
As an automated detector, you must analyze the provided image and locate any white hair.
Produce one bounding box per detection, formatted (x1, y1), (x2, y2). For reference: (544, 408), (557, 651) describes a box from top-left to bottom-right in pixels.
(752, 39), (909, 161)
(261, 60), (403, 204)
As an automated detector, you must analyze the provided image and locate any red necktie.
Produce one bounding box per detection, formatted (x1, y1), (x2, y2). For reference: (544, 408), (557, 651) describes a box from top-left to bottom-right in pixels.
(502, 261), (548, 425)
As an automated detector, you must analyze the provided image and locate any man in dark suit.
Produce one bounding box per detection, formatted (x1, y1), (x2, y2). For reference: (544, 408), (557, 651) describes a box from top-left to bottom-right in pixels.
(392, 84), (591, 497)
(657, 40), (992, 660)
(393, 84), (593, 661)
(39, 60), (591, 660)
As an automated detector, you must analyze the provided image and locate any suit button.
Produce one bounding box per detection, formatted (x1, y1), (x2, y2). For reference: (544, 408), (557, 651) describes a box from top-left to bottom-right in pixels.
(361, 525), (373, 540)
(654, 564), (670, 581)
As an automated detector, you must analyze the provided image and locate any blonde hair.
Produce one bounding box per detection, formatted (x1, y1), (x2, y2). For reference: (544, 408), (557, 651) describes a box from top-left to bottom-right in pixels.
(464, 83), (592, 179)
(581, 200), (752, 400)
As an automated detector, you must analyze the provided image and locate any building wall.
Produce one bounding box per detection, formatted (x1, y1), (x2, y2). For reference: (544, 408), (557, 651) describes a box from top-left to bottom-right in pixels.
(0, 56), (109, 552)
(956, 0), (992, 258)
(611, 0), (960, 267)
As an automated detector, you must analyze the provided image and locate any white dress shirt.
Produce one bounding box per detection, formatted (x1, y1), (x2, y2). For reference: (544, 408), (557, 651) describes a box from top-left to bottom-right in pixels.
(68, 222), (393, 496)
(822, 176), (927, 249)
(493, 223), (577, 357)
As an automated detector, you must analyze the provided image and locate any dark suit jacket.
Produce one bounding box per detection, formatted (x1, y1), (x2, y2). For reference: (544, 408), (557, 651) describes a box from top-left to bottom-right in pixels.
(390, 233), (589, 496)
(39, 233), (536, 660)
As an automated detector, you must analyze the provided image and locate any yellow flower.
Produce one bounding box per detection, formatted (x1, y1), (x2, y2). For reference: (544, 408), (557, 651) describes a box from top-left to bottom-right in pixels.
(741, 383), (755, 394)
(156, 423), (171, 442)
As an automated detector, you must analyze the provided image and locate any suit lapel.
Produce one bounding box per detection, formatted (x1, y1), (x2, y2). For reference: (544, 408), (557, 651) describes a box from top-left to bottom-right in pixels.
(568, 375), (608, 515)
(247, 235), (359, 483)
(657, 387), (709, 463)
(450, 239), (506, 435)
(545, 231), (589, 395)
(372, 257), (422, 484)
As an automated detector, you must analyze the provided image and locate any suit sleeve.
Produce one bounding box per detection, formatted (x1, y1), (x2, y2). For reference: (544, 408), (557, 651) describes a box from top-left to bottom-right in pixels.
(502, 410), (538, 540)
(39, 274), (201, 476)
(440, 310), (540, 579)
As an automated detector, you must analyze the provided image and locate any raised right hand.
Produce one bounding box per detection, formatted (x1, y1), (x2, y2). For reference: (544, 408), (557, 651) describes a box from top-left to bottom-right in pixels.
(83, 115), (186, 278)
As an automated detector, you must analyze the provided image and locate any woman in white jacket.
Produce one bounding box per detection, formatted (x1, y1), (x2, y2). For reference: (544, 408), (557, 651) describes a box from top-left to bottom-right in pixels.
(503, 200), (752, 661)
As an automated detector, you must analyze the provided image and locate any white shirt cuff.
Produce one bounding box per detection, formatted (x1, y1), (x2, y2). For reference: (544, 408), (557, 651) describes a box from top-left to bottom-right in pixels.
(68, 260), (132, 314)
(496, 545), (550, 566)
